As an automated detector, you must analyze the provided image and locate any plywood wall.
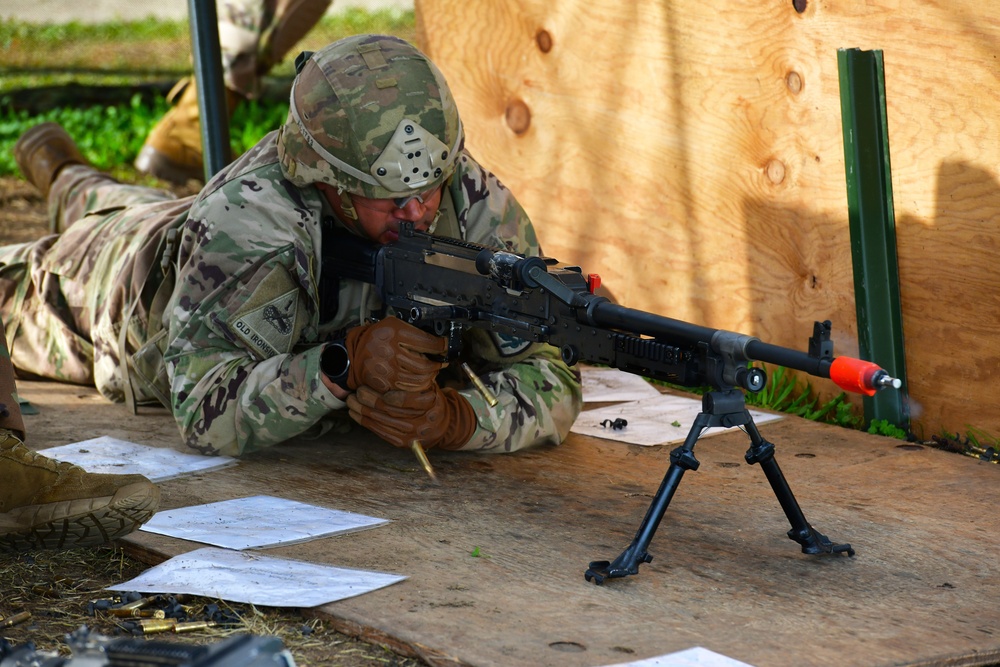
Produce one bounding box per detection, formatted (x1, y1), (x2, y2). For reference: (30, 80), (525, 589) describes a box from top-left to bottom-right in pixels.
(414, 0), (1000, 440)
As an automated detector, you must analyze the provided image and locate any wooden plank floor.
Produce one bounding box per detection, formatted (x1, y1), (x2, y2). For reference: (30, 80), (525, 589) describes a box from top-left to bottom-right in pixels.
(19, 380), (1000, 667)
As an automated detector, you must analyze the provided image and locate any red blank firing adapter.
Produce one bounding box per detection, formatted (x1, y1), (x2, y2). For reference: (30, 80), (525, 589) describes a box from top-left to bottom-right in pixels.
(830, 357), (902, 396)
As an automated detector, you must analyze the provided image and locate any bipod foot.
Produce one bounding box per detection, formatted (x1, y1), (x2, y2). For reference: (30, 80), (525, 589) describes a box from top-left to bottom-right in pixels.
(788, 525), (855, 557)
(584, 549), (652, 585)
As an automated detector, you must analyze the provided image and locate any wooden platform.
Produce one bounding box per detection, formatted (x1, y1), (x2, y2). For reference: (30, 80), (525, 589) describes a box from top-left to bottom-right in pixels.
(20, 380), (1000, 667)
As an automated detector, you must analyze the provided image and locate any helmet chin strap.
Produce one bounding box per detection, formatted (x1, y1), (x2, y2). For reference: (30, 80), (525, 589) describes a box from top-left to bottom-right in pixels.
(427, 210), (441, 235)
(337, 187), (359, 220)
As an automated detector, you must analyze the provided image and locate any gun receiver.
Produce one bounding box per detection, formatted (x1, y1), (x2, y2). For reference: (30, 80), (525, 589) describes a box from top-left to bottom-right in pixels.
(325, 222), (902, 583)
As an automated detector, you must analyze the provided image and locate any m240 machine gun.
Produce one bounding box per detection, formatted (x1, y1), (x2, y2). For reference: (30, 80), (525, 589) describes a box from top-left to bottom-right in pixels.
(325, 222), (902, 584)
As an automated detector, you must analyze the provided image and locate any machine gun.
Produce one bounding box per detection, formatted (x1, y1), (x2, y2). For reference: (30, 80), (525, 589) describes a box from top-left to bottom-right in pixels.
(0, 627), (295, 667)
(325, 222), (902, 584)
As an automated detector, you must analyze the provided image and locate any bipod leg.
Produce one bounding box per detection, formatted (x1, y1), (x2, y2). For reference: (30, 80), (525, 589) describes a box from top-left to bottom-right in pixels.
(743, 417), (855, 557)
(585, 390), (745, 585)
(585, 415), (705, 584)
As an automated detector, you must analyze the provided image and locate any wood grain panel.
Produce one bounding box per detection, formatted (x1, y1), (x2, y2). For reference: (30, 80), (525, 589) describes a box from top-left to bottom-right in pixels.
(415, 0), (1000, 438)
(27, 375), (989, 667)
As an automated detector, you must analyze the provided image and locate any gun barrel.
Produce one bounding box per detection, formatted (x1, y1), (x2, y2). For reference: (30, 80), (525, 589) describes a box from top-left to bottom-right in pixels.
(745, 339), (833, 378)
(589, 302), (833, 376)
(588, 301), (718, 346)
(587, 302), (896, 396)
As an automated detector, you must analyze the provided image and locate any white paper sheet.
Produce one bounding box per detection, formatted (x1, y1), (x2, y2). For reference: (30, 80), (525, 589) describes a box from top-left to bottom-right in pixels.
(600, 646), (755, 667)
(571, 394), (782, 446)
(580, 366), (664, 403)
(39, 436), (236, 483)
(107, 547), (405, 608)
(139, 495), (389, 549)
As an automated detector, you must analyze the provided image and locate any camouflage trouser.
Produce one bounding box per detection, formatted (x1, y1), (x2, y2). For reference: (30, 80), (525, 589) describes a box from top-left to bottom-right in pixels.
(0, 165), (191, 403)
(0, 320), (25, 438)
(220, 0), (333, 98)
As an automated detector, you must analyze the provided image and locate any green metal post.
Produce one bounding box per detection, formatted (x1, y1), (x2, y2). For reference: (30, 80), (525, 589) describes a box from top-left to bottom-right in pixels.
(837, 48), (909, 430)
(188, 0), (231, 180)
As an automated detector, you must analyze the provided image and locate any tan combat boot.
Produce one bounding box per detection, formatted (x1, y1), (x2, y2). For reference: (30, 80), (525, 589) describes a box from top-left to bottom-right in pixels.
(13, 122), (89, 199)
(134, 79), (241, 185)
(0, 431), (160, 552)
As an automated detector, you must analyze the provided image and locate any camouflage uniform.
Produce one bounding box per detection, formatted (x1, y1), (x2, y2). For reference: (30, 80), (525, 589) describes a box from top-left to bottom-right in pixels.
(0, 319), (25, 439)
(2, 38), (581, 458)
(218, 0), (333, 99)
(0, 169), (188, 391)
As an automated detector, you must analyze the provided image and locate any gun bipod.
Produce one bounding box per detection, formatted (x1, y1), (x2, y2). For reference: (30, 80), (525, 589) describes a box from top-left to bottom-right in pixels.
(584, 389), (854, 585)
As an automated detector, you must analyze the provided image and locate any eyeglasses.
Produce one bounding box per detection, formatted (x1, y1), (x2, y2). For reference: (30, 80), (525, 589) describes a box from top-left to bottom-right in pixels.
(351, 186), (442, 214)
(393, 192), (428, 209)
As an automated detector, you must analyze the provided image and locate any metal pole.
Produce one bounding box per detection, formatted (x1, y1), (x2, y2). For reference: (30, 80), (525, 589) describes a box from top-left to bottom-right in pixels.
(837, 48), (909, 430)
(187, 0), (231, 180)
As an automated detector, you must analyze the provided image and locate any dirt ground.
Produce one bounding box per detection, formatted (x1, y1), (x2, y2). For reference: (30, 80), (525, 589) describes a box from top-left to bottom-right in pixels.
(0, 175), (198, 241)
(0, 547), (423, 667)
(0, 176), (50, 243)
(0, 174), (426, 667)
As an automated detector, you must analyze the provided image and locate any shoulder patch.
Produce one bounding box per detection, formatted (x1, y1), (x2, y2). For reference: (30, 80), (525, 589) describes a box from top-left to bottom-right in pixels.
(461, 327), (537, 365)
(229, 266), (302, 359)
(491, 332), (532, 358)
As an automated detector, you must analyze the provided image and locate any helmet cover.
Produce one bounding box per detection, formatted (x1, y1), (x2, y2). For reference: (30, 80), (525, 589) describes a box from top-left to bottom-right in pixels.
(278, 34), (464, 199)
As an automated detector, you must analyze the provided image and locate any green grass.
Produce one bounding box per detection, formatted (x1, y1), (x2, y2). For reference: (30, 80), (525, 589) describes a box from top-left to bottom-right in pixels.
(746, 365), (1000, 452)
(0, 9), (415, 50)
(866, 418), (908, 439)
(0, 17), (190, 46)
(0, 96), (165, 175)
(653, 360), (998, 453)
(0, 94), (289, 178)
(651, 363), (865, 431)
(0, 9), (415, 179)
(0, 9), (417, 88)
(745, 364), (862, 429)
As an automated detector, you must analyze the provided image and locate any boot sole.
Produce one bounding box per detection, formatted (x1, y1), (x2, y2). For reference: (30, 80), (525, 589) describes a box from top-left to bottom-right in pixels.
(0, 481), (160, 552)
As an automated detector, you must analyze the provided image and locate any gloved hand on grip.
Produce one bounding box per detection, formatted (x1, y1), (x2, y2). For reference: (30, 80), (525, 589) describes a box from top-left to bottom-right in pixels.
(346, 384), (477, 451)
(322, 317), (448, 393)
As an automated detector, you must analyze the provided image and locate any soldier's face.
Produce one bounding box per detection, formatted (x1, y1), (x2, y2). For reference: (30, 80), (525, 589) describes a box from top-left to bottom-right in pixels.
(318, 183), (443, 245)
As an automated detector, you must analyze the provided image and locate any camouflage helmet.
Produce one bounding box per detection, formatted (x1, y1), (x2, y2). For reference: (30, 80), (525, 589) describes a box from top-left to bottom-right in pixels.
(277, 34), (464, 200)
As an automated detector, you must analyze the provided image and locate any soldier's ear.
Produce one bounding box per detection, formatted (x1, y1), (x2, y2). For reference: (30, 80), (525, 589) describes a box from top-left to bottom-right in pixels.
(294, 51), (315, 74)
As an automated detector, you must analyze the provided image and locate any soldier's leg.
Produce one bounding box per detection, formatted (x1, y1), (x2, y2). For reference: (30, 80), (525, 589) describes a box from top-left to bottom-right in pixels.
(4, 123), (177, 382)
(48, 164), (176, 235)
(0, 235), (96, 385)
(0, 319), (159, 552)
(225, 0), (334, 98)
(135, 0), (332, 184)
(14, 122), (176, 234)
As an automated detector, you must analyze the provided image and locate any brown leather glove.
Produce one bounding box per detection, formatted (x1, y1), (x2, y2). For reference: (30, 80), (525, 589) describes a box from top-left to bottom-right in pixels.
(346, 384), (477, 450)
(336, 317), (447, 393)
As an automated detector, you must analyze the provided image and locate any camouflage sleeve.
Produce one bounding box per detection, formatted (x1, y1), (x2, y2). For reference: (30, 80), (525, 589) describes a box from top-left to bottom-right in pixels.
(446, 154), (583, 452)
(163, 174), (340, 457)
(457, 343), (583, 453)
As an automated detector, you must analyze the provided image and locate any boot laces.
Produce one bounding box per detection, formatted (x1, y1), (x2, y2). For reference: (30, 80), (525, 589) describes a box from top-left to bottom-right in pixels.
(1, 430), (80, 475)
